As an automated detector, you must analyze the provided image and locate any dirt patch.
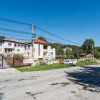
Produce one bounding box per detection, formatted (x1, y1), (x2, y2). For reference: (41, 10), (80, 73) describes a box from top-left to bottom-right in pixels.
(32, 76), (40, 78)
(18, 76), (39, 81)
(78, 88), (81, 91)
(76, 94), (81, 98)
(18, 79), (33, 81)
(71, 91), (76, 93)
(60, 82), (70, 87)
(4, 79), (11, 82)
(26, 92), (43, 99)
(51, 83), (59, 85)
(0, 79), (11, 83)
(51, 82), (70, 87)
(82, 86), (88, 90)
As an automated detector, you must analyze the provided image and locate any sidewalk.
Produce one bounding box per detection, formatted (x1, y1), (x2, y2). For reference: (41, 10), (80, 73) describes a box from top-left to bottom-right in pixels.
(0, 68), (21, 78)
(0, 59), (9, 69)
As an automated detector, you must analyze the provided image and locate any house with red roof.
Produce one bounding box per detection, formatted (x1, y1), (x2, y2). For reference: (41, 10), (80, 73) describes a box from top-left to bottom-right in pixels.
(0, 38), (56, 60)
(79, 53), (86, 58)
(79, 53), (93, 59)
(0, 38), (24, 56)
(24, 39), (56, 60)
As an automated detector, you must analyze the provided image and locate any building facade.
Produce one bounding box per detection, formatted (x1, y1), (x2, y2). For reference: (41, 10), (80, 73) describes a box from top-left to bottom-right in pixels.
(0, 38), (56, 60)
(24, 39), (56, 60)
(0, 38), (24, 55)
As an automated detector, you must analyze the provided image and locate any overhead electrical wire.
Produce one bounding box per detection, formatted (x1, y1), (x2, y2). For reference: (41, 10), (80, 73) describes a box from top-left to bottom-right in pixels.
(36, 34), (67, 45)
(0, 18), (31, 26)
(0, 18), (82, 45)
(0, 27), (32, 35)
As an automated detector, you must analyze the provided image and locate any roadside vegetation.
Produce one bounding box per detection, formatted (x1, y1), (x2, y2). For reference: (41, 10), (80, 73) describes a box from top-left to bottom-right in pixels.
(76, 60), (97, 66)
(17, 60), (97, 72)
(17, 63), (72, 72)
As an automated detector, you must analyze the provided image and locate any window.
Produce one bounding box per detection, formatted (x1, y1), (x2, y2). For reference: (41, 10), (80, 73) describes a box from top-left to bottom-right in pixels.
(28, 45), (30, 49)
(51, 46), (53, 49)
(25, 46), (26, 50)
(28, 52), (29, 55)
(38, 58), (43, 61)
(18, 44), (20, 47)
(15, 44), (17, 47)
(44, 45), (48, 49)
(21, 44), (23, 47)
(17, 49), (20, 52)
(51, 52), (53, 56)
(8, 43), (12, 46)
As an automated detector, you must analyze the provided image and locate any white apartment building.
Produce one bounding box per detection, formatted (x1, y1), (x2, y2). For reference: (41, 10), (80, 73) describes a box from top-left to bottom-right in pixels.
(24, 39), (56, 60)
(0, 38), (56, 60)
(0, 38), (24, 55)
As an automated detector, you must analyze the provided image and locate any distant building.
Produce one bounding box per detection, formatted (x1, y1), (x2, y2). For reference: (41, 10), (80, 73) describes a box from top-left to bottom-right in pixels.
(66, 47), (72, 51)
(79, 53), (86, 58)
(86, 53), (93, 59)
(63, 47), (72, 53)
(79, 53), (93, 59)
(0, 38), (24, 55)
(24, 39), (56, 60)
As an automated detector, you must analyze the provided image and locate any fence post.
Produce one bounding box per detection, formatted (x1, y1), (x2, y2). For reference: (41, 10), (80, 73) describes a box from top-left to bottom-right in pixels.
(12, 57), (15, 67)
(2, 56), (3, 69)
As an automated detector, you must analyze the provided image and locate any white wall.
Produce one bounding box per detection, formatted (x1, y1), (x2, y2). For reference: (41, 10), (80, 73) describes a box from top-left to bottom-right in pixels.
(0, 41), (56, 59)
(0, 41), (24, 55)
(24, 43), (56, 60)
(24, 43), (44, 59)
(0, 42), (4, 54)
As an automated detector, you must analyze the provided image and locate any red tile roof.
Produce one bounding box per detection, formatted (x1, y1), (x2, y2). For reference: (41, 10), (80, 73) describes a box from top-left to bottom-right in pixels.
(25, 39), (48, 45)
(79, 53), (86, 56)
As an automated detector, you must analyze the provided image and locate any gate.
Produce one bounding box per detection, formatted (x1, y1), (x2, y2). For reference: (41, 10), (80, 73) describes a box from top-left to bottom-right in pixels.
(0, 56), (3, 69)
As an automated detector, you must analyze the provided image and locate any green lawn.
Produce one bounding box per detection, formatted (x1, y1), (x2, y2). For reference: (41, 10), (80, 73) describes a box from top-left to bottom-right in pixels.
(76, 60), (97, 66)
(17, 60), (97, 72)
(17, 63), (72, 72)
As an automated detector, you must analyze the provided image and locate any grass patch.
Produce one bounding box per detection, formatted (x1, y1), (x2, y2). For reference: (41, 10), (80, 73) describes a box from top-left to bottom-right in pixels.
(17, 60), (98, 72)
(76, 60), (97, 66)
(17, 63), (72, 72)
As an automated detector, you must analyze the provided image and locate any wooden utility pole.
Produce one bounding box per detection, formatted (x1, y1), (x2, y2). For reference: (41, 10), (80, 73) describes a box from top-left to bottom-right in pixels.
(32, 24), (35, 66)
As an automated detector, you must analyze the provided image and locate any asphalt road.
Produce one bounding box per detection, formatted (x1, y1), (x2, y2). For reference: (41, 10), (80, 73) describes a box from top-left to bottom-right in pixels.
(0, 64), (100, 100)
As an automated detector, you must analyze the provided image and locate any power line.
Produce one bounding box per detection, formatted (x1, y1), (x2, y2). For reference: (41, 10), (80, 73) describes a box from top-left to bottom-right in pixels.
(35, 26), (82, 45)
(0, 18), (82, 45)
(36, 34), (69, 45)
(0, 27), (32, 35)
(0, 18), (31, 26)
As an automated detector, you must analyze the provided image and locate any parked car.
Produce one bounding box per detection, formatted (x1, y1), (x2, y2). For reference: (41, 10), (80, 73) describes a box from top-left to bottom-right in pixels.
(62, 59), (77, 66)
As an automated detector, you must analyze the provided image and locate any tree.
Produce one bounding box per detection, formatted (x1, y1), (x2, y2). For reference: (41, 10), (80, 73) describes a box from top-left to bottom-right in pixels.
(82, 39), (95, 53)
(56, 49), (64, 58)
(38, 36), (47, 42)
(66, 49), (72, 59)
(0, 36), (5, 41)
(95, 52), (100, 59)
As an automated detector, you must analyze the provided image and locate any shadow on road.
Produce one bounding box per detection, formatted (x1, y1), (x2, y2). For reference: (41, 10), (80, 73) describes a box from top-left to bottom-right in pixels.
(0, 93), (3, 100)
(64, 66), (100, 92)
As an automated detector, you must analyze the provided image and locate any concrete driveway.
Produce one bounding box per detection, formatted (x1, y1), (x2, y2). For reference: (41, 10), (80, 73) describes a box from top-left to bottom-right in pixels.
(0, 64), (100, 100)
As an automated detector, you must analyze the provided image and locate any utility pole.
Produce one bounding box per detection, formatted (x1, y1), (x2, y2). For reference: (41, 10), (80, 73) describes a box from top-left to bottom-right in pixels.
(32, 24), (35, 66)
(92, 44), (94, 61)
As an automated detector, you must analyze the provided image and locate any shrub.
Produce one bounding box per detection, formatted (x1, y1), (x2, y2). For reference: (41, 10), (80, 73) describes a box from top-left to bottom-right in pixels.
(14, 54), (23, 59)
(39, 62), (47, 65)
